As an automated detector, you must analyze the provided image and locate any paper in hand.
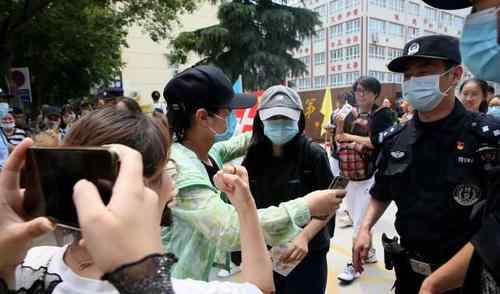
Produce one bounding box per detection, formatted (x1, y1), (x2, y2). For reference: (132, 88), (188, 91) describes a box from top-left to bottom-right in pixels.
(270, 244), (303, 277)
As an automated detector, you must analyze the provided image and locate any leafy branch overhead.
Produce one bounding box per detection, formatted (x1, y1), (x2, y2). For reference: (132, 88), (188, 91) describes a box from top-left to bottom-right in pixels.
(0, 0), (198, 105)
(170, 0), (320, 90)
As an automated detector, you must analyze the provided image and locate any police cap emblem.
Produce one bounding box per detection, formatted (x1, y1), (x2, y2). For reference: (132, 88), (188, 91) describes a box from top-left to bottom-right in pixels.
(453, 184), (481, 206)
(408, 42), (420, 56)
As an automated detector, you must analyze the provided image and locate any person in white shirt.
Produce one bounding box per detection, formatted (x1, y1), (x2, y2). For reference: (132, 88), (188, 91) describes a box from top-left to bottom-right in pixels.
(152, 90), (167, 114)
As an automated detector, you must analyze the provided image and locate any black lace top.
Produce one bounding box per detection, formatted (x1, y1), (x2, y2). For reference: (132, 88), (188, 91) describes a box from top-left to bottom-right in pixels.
(0, 254), (177, 294)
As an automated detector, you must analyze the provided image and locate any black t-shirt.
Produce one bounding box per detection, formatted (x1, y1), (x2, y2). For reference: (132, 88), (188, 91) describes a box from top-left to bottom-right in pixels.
(243, 135), (334, 252)
(202, 156), (220, 186)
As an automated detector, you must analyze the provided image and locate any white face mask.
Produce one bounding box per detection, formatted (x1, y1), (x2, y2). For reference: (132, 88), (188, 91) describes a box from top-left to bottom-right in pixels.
(402, 68), (454, 112)
(1, 122), (15, 130)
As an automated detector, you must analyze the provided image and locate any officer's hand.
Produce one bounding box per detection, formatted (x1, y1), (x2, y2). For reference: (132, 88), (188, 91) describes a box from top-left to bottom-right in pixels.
(304, 189), (345, 219)
(353, 229), (372, 273)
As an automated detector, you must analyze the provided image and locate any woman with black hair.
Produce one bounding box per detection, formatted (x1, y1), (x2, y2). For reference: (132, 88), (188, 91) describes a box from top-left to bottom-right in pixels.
(459, 78), (490, 113)
(242, 85), (335, 294)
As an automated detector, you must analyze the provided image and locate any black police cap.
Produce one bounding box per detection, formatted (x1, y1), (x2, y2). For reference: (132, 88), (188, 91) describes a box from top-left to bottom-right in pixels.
(422, 0), (471, 10)
(387, 35), (461, 73)
(163, 65), (256, 112)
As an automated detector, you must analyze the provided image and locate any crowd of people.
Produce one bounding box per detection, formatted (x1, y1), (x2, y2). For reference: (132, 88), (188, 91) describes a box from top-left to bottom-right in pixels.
(0, 0), (499, 293)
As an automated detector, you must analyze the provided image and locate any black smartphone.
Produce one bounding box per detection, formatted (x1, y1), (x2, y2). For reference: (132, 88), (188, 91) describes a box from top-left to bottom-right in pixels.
(22, 147), (120, 230)
(328, 176), (349, 197)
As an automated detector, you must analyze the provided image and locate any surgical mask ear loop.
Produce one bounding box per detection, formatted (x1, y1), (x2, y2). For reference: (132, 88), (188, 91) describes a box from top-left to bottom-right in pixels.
(440, 66), (458, 97)
(207, 112), (227, 135)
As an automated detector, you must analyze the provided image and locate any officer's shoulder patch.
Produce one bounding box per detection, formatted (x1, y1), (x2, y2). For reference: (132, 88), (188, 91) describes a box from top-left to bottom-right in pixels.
(469, 112), (500, 143)
(378, 123), (406, 145)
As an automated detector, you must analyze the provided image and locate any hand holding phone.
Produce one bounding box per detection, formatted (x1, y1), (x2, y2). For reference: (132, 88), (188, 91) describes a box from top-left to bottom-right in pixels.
(22, 147), (120, 230)
(329, 176), (349, 196)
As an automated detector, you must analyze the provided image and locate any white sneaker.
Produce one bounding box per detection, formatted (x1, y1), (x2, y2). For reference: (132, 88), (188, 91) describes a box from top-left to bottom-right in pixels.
(364, 248), (378, 264)
(337, 210), (353, 228)
(337, 263), (360, 284)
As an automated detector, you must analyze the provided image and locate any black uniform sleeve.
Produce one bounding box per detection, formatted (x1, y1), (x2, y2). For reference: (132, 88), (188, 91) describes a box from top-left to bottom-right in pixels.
(370, 108), (397, 146)
(369, 169), (392, 202)
(369, 147), (393, 202)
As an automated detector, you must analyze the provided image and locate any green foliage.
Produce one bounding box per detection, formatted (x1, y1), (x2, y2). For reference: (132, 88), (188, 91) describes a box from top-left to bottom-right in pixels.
(170, 0), (320, 90)
(0, 0), (198, 106)
(12, 1), (126, 105)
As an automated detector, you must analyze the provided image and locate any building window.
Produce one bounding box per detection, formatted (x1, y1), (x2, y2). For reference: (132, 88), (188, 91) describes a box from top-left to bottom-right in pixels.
(424, 7), (438, 23)
(314, 5), (327, 18)
(345, 0), (360, 10)
(387, 47), (403, 60)
(314, 52), (326, 65)
(298, 78), (311, 90)
(407, 26), (419, 40)
(329, 0), (345, 15)
(369, 44), (386, 59)
(345, 71), (360, 85)
(345, 18), (361, 34)
(408, 2), (419, 16)
(299, 56), (311, 67)
(440, 12), (453, 26)
(314, 29), (326, 43)
(386, 72), (403, 83)
(387, 0), (404, 12)
(387, 22), (404, 37)
(329, 74), (336, 87)
(330, 48), (344, 62)
(330, 23), (344, 38)
(369, 18), (386, 34)
(453, 16), (464, 29)
(345, 45), (360, 60)
(314, 75), (327, 88)
(369, 0), (386, 8)
(369, 71), (385, 82)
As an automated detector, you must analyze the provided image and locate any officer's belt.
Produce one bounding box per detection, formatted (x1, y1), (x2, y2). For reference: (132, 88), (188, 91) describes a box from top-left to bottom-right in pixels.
(403, 250), (445, 276)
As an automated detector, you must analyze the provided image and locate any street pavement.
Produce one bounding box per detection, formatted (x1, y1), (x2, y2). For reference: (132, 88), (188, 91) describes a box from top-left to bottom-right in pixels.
(326, 203), (398, 294)
(212, 203), (399, 294)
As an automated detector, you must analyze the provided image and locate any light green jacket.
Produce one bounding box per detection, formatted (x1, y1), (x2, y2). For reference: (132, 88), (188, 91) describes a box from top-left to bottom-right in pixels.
(162, 133), (311, 280)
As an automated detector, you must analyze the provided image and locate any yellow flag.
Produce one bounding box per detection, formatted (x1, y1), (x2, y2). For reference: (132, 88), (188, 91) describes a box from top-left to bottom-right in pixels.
(320, 88), (333, 136)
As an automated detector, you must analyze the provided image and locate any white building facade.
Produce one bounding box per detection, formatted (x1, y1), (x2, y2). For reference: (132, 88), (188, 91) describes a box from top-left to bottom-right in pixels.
(288, 0), (470, 93)
(118, 2), (219, 104)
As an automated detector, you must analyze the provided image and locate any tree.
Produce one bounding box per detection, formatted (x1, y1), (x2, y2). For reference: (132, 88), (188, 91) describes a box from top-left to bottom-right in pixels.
(0, 0), (198, 104)
(169, 0), (320, 90)
(12, 1), (126, 106)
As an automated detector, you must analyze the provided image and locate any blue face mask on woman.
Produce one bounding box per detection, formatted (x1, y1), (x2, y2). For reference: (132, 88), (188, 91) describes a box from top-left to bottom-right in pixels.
(213, 111), (238, 143)
(262, 119), (299, 145)
(488, 106), (500, 119)
(460, 7), (500, 82)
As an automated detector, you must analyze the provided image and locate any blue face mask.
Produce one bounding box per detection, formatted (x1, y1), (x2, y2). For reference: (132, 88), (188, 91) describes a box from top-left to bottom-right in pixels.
(0, 103), (8, 119)
(403, 69), (453, 112)
(213, 111), (237, 143)
(460, 7), (500, 82)
(488, 106), (500, 119)
(263, 119), (299, 145)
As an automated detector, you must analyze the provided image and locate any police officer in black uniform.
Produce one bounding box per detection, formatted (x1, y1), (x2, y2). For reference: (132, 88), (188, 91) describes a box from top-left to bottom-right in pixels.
(352, 35), (500, 294)
(414, 1), (500, 294)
